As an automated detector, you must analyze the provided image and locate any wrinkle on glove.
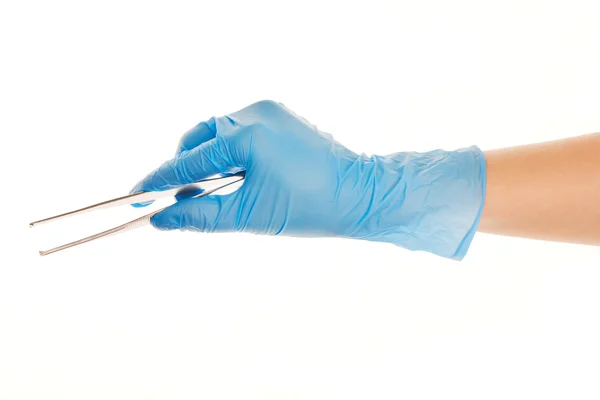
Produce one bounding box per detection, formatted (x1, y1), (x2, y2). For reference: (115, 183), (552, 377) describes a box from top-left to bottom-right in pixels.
(132, 100), (486, 260)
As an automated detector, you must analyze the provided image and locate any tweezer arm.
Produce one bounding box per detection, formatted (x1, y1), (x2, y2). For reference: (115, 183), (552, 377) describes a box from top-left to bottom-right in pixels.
(29, 173), (245, 227)
(30, 192), (166, 227)
(38, 208), (162, 256)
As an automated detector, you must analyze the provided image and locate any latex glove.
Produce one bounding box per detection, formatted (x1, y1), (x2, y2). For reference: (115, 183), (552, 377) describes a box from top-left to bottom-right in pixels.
(131, 100), (486, 260)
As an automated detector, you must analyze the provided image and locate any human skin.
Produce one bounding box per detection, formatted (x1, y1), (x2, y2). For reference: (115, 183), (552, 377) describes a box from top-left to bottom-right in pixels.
(479, 133), (600, 246)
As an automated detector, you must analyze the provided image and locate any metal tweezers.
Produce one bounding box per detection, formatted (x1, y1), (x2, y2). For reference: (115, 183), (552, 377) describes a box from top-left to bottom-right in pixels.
(29, 173), (245, 256)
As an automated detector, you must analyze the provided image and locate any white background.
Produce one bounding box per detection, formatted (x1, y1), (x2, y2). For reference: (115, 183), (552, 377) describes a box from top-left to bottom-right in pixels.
(1, 0), (600, 399)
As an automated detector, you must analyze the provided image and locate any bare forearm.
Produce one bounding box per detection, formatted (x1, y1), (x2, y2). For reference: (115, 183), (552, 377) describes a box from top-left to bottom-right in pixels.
(479, 133), (600, 245)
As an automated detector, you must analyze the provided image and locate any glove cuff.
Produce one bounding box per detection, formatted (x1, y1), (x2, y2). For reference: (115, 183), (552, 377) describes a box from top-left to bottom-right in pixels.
(363, 146), (487, 260)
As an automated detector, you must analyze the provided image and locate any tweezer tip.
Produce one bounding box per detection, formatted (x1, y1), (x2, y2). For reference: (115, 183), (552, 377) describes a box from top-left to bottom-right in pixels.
(39, 251), (45, 256)
(29, 223), (34, 228)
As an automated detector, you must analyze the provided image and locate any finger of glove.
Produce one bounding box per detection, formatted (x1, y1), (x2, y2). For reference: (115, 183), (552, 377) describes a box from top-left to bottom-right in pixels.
(176, 117), (217, 156)
(130, 138), (233, 195)
(150, 191), (240, 232)
(131, 119), (217, 208)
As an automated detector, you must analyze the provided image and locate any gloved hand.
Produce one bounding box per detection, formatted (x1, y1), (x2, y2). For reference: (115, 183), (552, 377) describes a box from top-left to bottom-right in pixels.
(131, 100), (486, 260)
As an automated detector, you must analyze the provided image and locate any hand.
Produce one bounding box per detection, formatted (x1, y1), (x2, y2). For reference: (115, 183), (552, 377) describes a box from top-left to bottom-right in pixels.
(131, 100), (486, 260)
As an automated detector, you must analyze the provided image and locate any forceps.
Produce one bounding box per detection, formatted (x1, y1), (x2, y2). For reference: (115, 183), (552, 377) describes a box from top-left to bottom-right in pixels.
(29, 173), (245, 256)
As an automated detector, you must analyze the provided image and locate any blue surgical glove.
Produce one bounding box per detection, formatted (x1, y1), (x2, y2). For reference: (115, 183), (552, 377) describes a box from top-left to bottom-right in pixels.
(131, 100), (486, 260)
